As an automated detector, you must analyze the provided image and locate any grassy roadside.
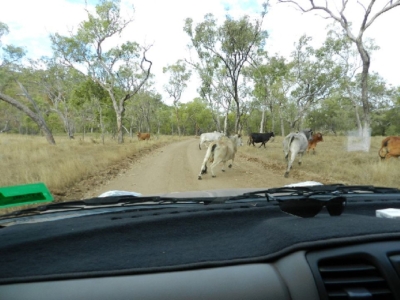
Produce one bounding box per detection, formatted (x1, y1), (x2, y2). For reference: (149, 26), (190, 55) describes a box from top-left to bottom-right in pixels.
(0, 134), (187, 203)
(237, 135), (400, 189)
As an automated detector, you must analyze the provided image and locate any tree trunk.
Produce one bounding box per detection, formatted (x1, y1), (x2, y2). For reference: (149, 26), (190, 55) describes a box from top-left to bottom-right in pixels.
(356, 38), (371, 135)
(278, 106), (285, 137)
(234, 102), (241, 134)
(259, 109), (265, 133)
(174, 106), (181, 136)
(116, 110), (124, 144)
(0, 92), (56, 145)
(223, 112), (229, 135)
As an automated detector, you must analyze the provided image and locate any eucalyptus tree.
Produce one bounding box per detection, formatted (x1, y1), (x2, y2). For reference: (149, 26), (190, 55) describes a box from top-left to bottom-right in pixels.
(309, 72), (398, 135)
(270, 75), (292, 136)
(0, 22), (56, 144)
(50, 0), (152, 143)
(152, 103), (175, 135)
(73, 78), (114, 142)
(184, 3), (268, 133)
(213, 67), (236, 135)
(368, 73), (399, 135)
(125, 90), (163, 135)
(282, 35), (341, 131)
(307, 95), (351, 134)
(278, 0), (400, 133)
(323, 29), (379, 134)
(163, 60), (191, 136)
(376, 86), (400, 135)
(180, 98), (214, 136)
(247, 52), (288, 133)
(191, 58), (223, 132)
(34, 58), (88, 139)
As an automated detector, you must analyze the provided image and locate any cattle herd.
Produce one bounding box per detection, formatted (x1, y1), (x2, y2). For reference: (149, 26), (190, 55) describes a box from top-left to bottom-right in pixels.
(136, 129), (399, 179)
(196, 129), (325, 179)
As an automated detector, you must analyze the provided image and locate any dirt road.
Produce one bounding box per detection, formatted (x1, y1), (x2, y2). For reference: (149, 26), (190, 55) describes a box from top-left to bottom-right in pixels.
(82, 138), (306, 198)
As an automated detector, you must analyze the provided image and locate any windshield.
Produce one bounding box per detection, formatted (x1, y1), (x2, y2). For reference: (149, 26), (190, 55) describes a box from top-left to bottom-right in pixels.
(3, 4), (400, 299)
(1, 0), (400, 215)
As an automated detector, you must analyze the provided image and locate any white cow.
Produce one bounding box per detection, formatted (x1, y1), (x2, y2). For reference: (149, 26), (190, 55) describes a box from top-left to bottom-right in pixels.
(283, 129), (313, 178)
(198, 134), (242, 179)
(199, 131), (225, 150)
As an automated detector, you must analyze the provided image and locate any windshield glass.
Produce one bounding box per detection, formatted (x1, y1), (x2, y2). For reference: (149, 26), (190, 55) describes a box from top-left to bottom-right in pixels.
(1, 0), (400, 215)
(4, 5), (400, 300)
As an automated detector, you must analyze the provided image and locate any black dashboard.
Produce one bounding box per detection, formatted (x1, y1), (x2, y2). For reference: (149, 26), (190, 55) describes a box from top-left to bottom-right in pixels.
(2, 242), (400, 300)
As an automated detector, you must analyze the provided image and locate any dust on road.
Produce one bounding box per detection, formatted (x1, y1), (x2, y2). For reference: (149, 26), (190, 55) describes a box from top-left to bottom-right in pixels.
(83, 138), (303, 198)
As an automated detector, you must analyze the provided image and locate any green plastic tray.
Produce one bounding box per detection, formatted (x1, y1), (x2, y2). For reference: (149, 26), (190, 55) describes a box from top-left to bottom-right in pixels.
(0, 182), (54, 208)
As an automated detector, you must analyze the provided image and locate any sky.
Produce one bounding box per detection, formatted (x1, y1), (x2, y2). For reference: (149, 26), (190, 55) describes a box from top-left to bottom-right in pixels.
(1, 0), (400, 105)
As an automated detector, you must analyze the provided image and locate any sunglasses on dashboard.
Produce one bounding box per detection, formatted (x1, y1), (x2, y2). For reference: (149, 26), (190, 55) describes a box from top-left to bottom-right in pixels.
(276, 196), (347, 218)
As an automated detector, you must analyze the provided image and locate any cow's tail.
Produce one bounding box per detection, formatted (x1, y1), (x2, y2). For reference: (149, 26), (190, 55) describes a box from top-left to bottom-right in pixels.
(379, 147), (388, 160)
(382, 138), (390, 148)
(198, 143), (217, 180)
(288, 135), (296, 148)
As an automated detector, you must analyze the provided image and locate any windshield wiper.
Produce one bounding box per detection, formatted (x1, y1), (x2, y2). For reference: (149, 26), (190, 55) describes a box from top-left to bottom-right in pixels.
(2, 184), (400, 221)
(241, 184), (400, 202)
(0, 194), (267, 220)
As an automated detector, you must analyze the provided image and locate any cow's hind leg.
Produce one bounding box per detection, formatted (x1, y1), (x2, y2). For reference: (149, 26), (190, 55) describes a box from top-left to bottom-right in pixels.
(228, 154), (235, 168)
(198, 163), (207, 180)
(298, 153), (303, 165)
(210, 160), (221, 177)
(284, 152), (295, 178)
(284, 150), (289, 161)
(221, 161), (227, 172)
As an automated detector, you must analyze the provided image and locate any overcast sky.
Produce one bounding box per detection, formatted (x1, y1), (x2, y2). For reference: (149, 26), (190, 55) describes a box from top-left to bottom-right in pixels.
(1, 0), (399, 105)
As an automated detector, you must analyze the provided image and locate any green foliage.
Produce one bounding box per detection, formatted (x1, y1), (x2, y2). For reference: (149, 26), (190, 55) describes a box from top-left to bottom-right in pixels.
(0, 22), (9, 41)
(184, 5), (268, 132)
(44, 113), (65, 133)
(163, 60), (192, 104)
(50, 0), (152, 143)
(179, 99), (214, 134)
(1, 45), (26, 65)
(220, 15), (267, 55)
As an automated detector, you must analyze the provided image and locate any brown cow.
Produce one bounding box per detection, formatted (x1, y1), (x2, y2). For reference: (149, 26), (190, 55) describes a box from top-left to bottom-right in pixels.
(137, 132), (150, 141)
(307, 132), (323, 154)
(378, 136), (400, 160)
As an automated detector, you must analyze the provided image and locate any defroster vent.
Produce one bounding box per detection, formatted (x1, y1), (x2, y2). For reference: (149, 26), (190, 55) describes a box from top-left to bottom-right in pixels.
(318, 257), (394, 300)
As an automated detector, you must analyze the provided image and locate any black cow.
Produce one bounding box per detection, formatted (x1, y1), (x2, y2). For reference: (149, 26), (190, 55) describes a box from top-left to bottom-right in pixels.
(248, 132), (275, 148)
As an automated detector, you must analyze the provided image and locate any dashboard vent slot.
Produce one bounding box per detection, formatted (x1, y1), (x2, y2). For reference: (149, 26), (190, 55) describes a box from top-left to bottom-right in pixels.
(318, 258), (394, 300)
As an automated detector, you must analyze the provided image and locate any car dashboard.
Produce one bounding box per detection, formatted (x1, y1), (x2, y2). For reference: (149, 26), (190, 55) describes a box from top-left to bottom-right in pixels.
(2, 186), (400, 300)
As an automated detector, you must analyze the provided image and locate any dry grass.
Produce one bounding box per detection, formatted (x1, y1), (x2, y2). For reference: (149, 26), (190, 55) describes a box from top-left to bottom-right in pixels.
(238, 135), (400, 189)
(0, 133), (184, 193)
